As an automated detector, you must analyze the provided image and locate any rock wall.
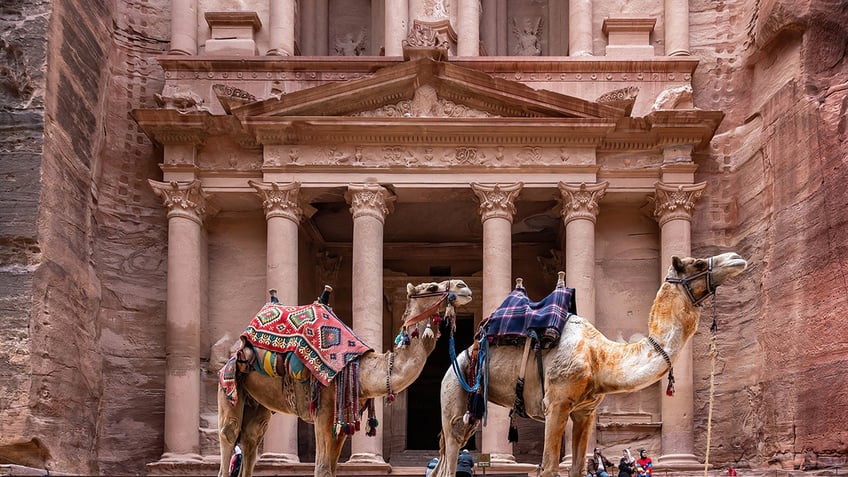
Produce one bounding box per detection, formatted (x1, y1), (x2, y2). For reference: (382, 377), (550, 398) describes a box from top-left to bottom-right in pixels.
(689, 0), (848, 470)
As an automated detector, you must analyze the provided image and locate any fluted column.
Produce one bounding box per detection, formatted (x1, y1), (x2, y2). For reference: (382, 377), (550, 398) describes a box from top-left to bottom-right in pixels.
(267, 0), (295, 56)
(664, 0), (690, 56)
(458, 0), (480, 56)
(149, 179), (206, 462)
(471, 182), (523, 464)
(385, 0), (408, 56)
(652, 181), (706, 470)
(557, 182), (607, 468)
(169, 0), (198, 55)
(557, 182), (607, 324)
(346, 184), (395, 463)
(568, 0), (593, 56)
(251, 181), (302, 463)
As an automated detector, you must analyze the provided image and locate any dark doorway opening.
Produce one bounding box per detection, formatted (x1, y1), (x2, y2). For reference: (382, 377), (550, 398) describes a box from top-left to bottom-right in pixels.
(406, 314), (477, 451)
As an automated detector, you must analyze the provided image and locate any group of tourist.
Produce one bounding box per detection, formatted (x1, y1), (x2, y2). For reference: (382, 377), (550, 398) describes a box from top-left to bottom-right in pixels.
(588, 447), (653, 477)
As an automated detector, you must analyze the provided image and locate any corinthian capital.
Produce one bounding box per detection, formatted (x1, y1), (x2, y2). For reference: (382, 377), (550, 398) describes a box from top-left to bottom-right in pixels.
(148, 179), (207, 224)
(471, 182), (523, 222)
(249, 181), (302, 222)
(558, 182), (609, 224)
(345, 184), (395, 222)
(651, 182), (707, 226)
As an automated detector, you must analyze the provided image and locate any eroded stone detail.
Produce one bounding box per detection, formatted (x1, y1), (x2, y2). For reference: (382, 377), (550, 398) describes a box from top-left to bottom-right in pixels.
(512, 17), (543, 56)
(149, 179), (207, 224)
(471, 182), (523, 222)
(354, 84), (493, 118)
(212, 84), (257, 113)
(652, 84), (693, 110)
(597, 86), (639, 115)
(403, 22), (450, 50)
(423, 0), (450, 19)
(650, 182), (706, 226)
(345, 183), (395, 222)
(249, 181), (302, 222)
(334, 29), (368, 56)
(315, 250), (343, 289)
(558, 182), (609, 224)
(155, 85), (208, 112)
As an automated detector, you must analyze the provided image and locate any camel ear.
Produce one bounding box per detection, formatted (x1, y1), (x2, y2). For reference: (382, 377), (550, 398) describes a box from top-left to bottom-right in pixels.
(407, 283), (415, 296)
(672, 256), (685, 273)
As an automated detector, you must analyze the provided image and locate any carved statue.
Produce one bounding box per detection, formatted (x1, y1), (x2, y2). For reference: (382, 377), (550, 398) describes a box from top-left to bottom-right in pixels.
(433, 253), (748, 477)
(512, 17), (543, 56)
(217, 279), (473, 477)
(334, 28), (368, 56)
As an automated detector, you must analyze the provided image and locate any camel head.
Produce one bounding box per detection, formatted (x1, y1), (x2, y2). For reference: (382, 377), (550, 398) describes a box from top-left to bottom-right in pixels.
(399, 279), (472, 351)
(666, 252), (747, 306)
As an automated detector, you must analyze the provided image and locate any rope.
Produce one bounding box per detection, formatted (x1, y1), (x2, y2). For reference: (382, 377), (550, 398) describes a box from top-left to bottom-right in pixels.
(703, 296), (718, 477)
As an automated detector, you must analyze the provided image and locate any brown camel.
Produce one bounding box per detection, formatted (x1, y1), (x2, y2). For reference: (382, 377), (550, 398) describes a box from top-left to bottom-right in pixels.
(217, 279), (472, 477)
(433, 252), (747, 477)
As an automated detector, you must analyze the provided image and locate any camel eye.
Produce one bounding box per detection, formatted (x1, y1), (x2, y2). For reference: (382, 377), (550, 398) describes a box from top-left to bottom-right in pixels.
(427, 284), (439, 292)
(456, 282), (466, 289)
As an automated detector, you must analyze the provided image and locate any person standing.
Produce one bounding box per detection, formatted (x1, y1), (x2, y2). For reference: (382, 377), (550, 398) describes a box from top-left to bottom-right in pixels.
(457, 449), (475, 477)
(587, 448), (614, 477)
(635, 449), (653, 477)
(618, 449), (636, 477)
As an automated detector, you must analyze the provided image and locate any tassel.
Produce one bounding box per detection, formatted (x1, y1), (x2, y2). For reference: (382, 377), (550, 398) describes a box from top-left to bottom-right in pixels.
(470, 392), (486, 419)
(411, 326), (420, 338)
(462, 411), (471, 425)
(422, 324), (435, 340)
(508, 412), (519, 443)
(355, 419), (361, 432)
(366, 417), (379, 436)
(386, 392), (396, 403)
(666, 370), (675, 396)
(402, 332), (411, 346)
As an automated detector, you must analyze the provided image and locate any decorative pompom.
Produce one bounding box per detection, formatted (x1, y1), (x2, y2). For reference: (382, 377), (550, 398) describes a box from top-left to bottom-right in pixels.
(422, 324), (435, 340)
(402, 333), (410, 346)
(411, 326), (420, 338)
(386, 392), (396, 403)
(462, 412), (471, 425)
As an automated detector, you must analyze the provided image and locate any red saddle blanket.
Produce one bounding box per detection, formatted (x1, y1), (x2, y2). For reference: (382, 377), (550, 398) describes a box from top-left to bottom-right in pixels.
(242, 303), (372, 386)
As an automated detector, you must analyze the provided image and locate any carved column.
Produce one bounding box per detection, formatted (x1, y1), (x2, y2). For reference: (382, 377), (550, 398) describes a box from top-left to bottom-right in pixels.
(300, 0), (316, 55)
(481, 0), (497, 55)
(315, 0), (329, 56)
(169, 0), (198, 55)
(557, 182), (607, 324)
(664, 0), (690, 56)
(568, 0), (593, 56)
(652, 181), (706, 470)
(496, 0), (507, 55)
(385, 0), (409, 56)
(472, 182), (523, 464)
(557, 182), (607, 468)
(251, 181), (302, 463)
(267, 0), (296, 56)
(149, 179), (206, 461)
(458, 0), (480, 56)
(346, 183), (395, 464)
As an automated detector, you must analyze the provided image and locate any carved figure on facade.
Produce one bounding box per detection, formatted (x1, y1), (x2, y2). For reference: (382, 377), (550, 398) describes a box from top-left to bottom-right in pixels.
(155, 85), (208, 113)
(432, 252), (748, 477)
(403, 22), (449, 50)
(652, 84), (693, 110)
(353, 84), (492, 118)
(512, 17), (543, 56)
(424, 0), (451, 19)
(334, 28), (368, 56)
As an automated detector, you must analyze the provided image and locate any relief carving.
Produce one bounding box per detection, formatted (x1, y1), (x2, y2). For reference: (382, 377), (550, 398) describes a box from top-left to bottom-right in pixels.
(597, 86), (639, 116)
(423, 0), (450, 19)
(512, 17), (543, 56)
(403, 22), (450, 50)
(155, 85), (208, 112)
(334, 29), (368, 56)
(353, 84), (492, 118)
(212, 83), (257, 113)
(652, 84), (693, 110)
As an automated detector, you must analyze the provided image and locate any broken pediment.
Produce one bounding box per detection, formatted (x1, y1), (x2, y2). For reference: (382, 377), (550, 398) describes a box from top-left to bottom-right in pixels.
(230, 57), (626, 121)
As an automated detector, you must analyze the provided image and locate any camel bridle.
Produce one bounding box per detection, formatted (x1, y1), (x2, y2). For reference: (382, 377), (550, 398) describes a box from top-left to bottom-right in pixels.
(665, 257), (715, 306)
(401, 280), (460, 327)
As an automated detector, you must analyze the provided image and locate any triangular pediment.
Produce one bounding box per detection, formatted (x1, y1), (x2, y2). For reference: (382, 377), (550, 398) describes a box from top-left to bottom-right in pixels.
(231, 58), (625, 120)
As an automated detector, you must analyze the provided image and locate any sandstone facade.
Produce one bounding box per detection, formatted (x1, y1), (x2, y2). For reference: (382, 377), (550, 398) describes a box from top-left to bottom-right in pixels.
(0, 0), (845, 475)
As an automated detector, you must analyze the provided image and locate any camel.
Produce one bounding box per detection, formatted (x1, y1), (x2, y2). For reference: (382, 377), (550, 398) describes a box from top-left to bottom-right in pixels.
(217, 279), (472, 477)
(433, 252), (747, 477)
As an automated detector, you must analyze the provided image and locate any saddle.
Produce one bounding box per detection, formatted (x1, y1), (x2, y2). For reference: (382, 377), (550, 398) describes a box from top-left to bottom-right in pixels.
(482, 276), (576, 349)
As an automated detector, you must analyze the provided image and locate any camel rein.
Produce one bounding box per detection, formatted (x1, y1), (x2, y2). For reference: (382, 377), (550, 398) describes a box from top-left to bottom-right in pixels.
(665, 257), (715, 306)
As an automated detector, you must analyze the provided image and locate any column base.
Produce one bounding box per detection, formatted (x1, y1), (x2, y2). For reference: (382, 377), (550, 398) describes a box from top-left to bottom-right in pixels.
(490, 453), (517, 464)
(656, 453), (705, 471)
(260, 452), (300, 463)
(156, 452), (204, 463)
(347, 452), (388, 464)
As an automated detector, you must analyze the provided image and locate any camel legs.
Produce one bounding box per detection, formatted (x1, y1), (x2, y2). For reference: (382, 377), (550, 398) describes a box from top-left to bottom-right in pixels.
(238, 401), (272, 477)
(313, 386), (348, 477)
(218, 388), (246, 477)
(568, 398), (602, 477)
(433, 361), (476, 477)
(539, 400), (571, 477)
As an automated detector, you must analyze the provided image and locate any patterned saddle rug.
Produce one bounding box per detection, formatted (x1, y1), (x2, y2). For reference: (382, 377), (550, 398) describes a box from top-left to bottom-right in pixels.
(483, 282), (577, 348)
(219, 302), (372, 405)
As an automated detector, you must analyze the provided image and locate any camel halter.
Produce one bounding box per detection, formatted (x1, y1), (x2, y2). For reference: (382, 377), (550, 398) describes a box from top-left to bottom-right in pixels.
(665, 257), (715, 306)
(401, 280), (459, 327)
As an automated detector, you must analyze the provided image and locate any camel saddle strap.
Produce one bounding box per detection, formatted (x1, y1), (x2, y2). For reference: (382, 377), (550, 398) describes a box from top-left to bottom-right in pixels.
(512, 337), (533, 418)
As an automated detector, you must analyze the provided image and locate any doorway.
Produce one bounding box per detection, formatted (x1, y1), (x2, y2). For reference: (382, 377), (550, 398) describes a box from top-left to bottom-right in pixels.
(406, 313), (477, 451)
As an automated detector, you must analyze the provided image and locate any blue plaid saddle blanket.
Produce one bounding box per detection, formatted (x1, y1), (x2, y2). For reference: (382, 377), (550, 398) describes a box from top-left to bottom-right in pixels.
(483, 283), (577, 348)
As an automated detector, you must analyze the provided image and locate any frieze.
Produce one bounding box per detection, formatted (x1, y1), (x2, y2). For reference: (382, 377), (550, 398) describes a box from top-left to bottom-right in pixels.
(262, 145), (596, 168)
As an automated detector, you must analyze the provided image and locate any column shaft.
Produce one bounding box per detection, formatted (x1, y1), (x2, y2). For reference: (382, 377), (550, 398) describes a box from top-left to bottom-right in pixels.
(268, 0), (295, 56)
(300, 1), (316, 55)
(568, 0), (593, 56)
(496, 0), (507, 55)
(170, 0), (198, 55)
(481, 0), (497, 55)
(315, 0), (329, 55)
(472, 182), (522, 464)
(346, 184), (394, 463)
(458, 0), (480, 56)
(664, 0), (690, 56)
(385, 0), (408, 56)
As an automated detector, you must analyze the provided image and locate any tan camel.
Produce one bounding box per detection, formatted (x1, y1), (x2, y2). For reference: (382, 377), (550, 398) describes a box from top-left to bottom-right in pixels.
(217, 279), (472, 477)
(434, 252), (747, 477)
